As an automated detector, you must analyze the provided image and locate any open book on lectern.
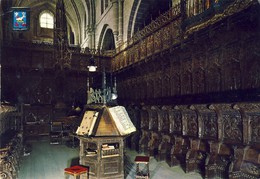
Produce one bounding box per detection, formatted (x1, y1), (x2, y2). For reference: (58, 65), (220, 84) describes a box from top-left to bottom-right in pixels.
(76, 105), (136, 136)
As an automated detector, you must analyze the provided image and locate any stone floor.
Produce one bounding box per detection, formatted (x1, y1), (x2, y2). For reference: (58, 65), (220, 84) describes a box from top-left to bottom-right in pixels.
(18, 140), (202, 179)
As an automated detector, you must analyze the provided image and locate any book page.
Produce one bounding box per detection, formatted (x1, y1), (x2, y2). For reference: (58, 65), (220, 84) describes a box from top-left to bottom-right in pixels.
(76, 110), (99, 136)
(108, 106), (136, 135)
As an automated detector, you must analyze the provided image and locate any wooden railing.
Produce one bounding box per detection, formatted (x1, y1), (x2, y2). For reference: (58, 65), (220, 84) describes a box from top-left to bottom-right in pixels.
(111, 0), (254, 72)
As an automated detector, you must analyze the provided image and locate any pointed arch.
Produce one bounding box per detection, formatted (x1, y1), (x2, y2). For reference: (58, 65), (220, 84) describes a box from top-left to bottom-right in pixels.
(98, 24), (116, 51)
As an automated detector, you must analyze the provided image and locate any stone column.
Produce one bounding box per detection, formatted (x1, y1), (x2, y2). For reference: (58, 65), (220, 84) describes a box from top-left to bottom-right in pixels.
(87, 25), (95, 49)
(111, 0), (119, 42)
(118, 0), (124, 44)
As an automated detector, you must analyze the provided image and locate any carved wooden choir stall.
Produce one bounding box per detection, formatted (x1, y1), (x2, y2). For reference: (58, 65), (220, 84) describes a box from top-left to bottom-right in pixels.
(0, 104), (23, 179)
(127, 103), (260, 179)
(75, 105), (136, 179)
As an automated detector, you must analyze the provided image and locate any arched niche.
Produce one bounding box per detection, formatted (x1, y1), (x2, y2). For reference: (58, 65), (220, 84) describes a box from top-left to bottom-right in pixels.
(98, 25), (115, 51)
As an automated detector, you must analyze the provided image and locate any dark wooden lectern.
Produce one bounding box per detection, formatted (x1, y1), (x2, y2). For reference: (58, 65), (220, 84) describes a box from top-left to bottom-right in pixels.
(76, 105), (136, 179)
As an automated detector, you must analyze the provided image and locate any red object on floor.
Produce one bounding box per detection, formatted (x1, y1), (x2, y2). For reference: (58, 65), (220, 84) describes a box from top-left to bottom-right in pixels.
(64, 165), (88, 178)
(135, 156), (150, 163)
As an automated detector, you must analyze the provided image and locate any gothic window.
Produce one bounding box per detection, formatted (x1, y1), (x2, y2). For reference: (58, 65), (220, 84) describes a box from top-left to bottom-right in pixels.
(39, 11), (54, 29)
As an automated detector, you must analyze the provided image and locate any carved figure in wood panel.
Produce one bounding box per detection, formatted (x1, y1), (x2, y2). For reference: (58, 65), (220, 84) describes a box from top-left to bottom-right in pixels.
(162, 73), (171, 97)
(140, 110), (149, 130)
(169, 109), (182, 134)
(249, 115), (260, 146)
(147, 79), (154, 98)
(206, 64), (221, 92)
(147, 35), (154, 56)
(140, 40), (147, 59)
(193, 68), (205, 94)
(222, 114), (242, 143)
(181, 71), (192, 94)
(134, 45), (140, 63)
(158, 110), (163, 132)
(129, 47), (135, 64)
(161, 108), (170, 133)
(181, 59), (193, 94)
(154, 31), (161, 52)
(183, 111), (198, 137)
(148, 107), (158, 131)
(171, 73), (181, 96)
(171, 21), (181, 44)
(154, 74), (162, 98)
(206, 47), (222, 92)
(201, 112), (218, 139)
(162, 25), (171, 49)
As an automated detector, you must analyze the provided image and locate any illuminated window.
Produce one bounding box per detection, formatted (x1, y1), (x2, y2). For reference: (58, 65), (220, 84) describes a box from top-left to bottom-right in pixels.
(39, 11), (54, 29)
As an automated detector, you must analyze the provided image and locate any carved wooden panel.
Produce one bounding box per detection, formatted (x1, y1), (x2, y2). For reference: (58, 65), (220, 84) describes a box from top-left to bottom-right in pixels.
(140, 107), (149, 130)
(222, 113), (242, 144)
(148, 106), (159, 131)
(223, 42), (241, 91)
(206, 48), (222, 93)
(162, 69), (171, 97)
(195, 105), (218, 140)
(171, 21), (181, 44)
(140, 39), (147, 60)
(171, 60), (181, 96)
(193, 53), (206, 94)
(154, 30), (161, 53)
(154, 72), (162, 98)
(169, 107), (182, 135)
(248, 115), (260, 147)
(242, 38), (260, 89)
(146, 35), (154, 56)
(237, 103), (260, 148)
(158, 106), (170, 133)
(214, 104), (243, 144)
(181, 58), (192, 94)
(181, 106), (198, 137)
(134, 44), (140, 63)
(129, 46), (135, 64)
(162, 24), (171, 50)
(147, 76), (154, 98)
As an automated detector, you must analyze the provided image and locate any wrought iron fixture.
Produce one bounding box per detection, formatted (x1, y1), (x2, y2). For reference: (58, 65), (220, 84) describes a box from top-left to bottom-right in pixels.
(87, 56), (97, 72)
